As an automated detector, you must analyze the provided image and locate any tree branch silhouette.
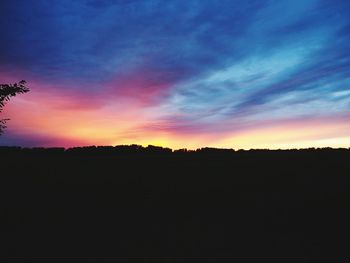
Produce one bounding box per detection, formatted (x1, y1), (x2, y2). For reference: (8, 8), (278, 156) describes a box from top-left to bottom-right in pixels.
(0, 80), (30, 135)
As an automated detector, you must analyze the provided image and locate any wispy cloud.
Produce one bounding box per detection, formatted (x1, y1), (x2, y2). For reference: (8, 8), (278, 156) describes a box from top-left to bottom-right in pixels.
(1, 0), (350, 148)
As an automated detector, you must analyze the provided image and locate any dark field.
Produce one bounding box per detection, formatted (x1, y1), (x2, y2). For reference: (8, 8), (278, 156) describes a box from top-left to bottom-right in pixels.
(1, 146), (350, 262)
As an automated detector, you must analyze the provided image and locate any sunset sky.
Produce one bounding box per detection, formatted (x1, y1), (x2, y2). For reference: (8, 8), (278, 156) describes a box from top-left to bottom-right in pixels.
(1, 0), (350, 149)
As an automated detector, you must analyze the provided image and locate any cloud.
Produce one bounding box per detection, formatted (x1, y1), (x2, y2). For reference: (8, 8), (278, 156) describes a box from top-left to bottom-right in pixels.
(1, 0), (350, 148)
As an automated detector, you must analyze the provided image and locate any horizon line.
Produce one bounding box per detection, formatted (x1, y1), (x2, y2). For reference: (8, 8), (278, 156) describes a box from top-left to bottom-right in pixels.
(1, 144), (350, 152)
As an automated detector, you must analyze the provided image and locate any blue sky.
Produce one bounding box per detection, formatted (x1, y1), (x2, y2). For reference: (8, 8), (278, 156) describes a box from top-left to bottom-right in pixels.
(1, 0), (350, 148)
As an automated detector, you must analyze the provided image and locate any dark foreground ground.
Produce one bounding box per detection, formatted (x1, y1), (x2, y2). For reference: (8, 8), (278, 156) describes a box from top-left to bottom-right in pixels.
(1, 146), (350, 262)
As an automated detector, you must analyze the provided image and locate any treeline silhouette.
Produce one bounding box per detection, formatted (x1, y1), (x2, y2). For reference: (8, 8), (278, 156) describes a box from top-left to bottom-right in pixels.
(1, 145), (350, 262)
(1, 144), (348, 155)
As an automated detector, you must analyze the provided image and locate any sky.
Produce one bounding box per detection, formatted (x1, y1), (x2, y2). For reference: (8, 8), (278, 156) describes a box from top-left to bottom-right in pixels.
(1, 0), (350, 149)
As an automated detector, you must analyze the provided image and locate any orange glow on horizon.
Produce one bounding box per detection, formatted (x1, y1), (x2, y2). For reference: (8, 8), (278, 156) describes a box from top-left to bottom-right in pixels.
(1, 73), (350, 150)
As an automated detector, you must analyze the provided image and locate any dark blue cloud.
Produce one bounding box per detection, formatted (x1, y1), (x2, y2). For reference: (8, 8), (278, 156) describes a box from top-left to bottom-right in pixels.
(0, 0), (265, 87)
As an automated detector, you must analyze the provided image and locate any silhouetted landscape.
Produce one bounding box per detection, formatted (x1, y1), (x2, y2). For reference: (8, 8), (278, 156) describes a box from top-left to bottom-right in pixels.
(1, 145), (350, 262)
(2, 0), (350, 261)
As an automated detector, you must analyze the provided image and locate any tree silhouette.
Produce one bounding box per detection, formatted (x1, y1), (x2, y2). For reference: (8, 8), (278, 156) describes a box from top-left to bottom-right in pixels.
(0, 80), (30, 135)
